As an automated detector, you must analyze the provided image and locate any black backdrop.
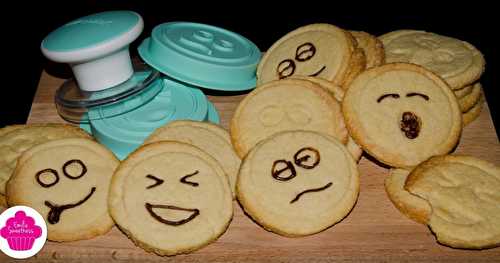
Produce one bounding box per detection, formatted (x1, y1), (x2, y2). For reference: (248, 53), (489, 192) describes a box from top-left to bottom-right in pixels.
(2, 2), (498, 137)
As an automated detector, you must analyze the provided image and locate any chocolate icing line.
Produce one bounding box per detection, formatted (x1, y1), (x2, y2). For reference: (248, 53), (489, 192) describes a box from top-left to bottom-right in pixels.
(290, 182), (333, 204)
(44, 187), (96, 224)
(180, 170), (199, 187)
(145, 203), (200, 226)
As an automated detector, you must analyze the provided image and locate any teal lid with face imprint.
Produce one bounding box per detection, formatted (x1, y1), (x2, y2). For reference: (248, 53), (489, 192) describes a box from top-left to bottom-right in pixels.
(138, 22), (261, 91)
(87, 75), (216, 160)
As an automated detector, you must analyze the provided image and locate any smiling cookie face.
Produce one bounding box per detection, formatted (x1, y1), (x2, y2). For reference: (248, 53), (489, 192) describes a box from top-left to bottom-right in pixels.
(257, 24), (360, 85)
(6, 138), (118, 241)
(231, 79), (347, 158)
(109, 142), (232, 256)
(237, 130), (359, 237)
(342, 63), (462, 168)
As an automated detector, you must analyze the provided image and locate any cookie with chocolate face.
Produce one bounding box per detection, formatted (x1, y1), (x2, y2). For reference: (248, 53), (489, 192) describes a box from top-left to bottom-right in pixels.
(343, 63), (462, 168)
(380, 30), (485, 89)
(257, 24), (365, 87)
(109, 142), (232, 256)
(6, 138), (118, 241)
(237, 130), (359, 237)
(0, 124), (92, 195)
(405, 155), (500, 249)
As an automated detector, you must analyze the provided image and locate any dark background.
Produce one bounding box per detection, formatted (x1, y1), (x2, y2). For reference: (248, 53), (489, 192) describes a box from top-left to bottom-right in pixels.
(2, 2), (498, 136)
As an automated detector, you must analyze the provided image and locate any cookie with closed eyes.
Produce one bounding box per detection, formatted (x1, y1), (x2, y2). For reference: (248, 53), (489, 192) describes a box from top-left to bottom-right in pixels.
(257, 23), (365, 87)
(144, 120), (240, 198)
(231, 78), (348, 158)
(380, 30), (485, 89)
(405, 155), (500, 249)
(109, 141), (233, 256)
(237, 130), (359, 237)
(343, 63), (462, 168)
(6, 138), (118, 241)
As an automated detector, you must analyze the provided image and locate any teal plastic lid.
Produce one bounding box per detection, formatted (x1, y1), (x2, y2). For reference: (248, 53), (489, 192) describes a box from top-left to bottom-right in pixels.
(55, 70), (161, 123)
(88, 76), (211, 159)
(138, 22), (261, 91)
(42, 10), (142, 55)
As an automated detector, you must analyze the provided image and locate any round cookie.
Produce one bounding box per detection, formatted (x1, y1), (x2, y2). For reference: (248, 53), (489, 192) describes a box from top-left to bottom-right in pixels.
(343, 63), (462, 168)
(405, 155), (500, 249)
(231, 78), (348, 158)
(350, 31), (385, 69)
(237, 130), (359, 237)
(6, 138), (118, 241)
(144, 120), (241, 198)
(454, 84), (473, 99)
(458, 83), (482, 112)
(463, 93), (485, 127)
(257, 23), (365, 87)
(109, 142), (233, 256)
(380, 30), (485, 89)
(0, 124), (92, 195)
(385, 168), (431, 224)
(288, 76), (363, 161)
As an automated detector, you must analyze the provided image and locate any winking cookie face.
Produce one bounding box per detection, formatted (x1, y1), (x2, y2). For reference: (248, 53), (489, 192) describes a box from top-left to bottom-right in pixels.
(109, 142), (233, 256)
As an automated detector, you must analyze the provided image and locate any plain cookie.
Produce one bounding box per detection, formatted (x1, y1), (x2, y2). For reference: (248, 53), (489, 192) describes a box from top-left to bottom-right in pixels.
(350, 31), (385, 69)
(380, 30), (485, 89)
(231, 78), (348, 158)
(405, 155), (500, 249)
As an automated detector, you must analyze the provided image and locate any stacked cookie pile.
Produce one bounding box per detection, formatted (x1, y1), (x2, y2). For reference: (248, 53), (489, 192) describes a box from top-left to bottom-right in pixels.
(0, 22), (498, 257)
(380, 30), (486, 126)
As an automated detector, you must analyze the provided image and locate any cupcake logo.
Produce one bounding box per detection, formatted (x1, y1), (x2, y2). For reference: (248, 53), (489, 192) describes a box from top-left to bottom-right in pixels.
(0, 206), (47, 259)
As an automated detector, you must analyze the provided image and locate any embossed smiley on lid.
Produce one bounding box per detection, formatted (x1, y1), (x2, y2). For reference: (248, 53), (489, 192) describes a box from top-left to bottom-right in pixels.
(138, 22), (261, 91)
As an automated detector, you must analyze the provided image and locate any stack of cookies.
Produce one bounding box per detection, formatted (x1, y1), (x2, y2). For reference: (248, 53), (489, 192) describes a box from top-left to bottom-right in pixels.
(379, 30), (486, 126)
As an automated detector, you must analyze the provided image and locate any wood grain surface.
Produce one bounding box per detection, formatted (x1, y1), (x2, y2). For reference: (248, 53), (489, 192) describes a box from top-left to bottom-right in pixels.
(1, 71), (499, 262)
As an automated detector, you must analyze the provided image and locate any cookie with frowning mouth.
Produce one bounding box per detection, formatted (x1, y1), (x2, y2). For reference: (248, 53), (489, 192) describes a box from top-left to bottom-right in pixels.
(342, 63), (462, 168)
(6, 138), (119, 241)
(109, 141), (232, 256)
(236, 130), (359, 237)
(256, 23), (365, 87)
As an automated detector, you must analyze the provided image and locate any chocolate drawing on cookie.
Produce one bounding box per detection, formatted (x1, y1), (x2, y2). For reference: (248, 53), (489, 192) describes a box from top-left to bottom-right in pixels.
(180, 170), (200, 187)
(35, 159), (98, 224)
(36, 169), (59, 188)
(290, 182), (333, 204)
(272, 160), (297, 181)
(145, 203), (200, 226)
(377, 93), (400, 103)
(293, 147), (320, 169)
(62, 159), (87, 179)
(145, 174), (164, 189)
(276, 42), (326, 79)
(401, 112), (421, 139)
(406, 92), (429, 100)
(45, 187), (96, 224)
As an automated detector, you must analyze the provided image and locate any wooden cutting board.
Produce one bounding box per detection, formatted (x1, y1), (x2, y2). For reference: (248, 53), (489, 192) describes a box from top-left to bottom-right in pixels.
(2, 71), (499, 262)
